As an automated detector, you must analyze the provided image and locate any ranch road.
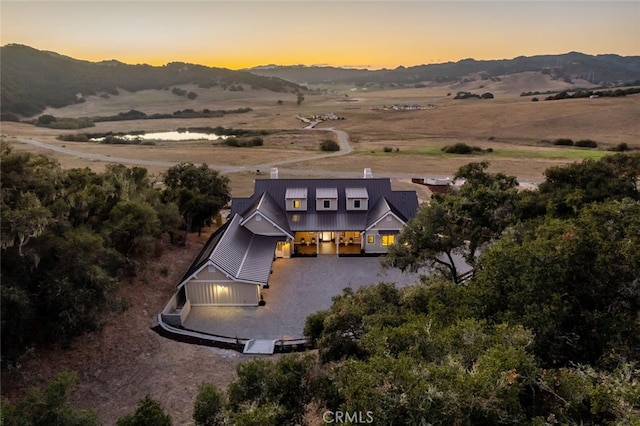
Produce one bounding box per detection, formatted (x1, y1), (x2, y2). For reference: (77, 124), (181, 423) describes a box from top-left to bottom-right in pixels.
(13, 127), (352, 171)
(10, 129), (541, 184)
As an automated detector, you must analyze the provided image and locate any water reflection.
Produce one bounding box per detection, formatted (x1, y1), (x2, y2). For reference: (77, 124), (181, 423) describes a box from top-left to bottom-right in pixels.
(91, 131), (227, 142)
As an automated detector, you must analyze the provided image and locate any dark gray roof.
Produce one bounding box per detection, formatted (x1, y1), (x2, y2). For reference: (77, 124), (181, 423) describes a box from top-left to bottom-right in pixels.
(179, 222), (229, 283)
(366, 197), (392, 229)
(230, 178), (418, 231)
(179, 215), (278, 286)
(240, 192), (293, 237)
(210, 214), (279, 284)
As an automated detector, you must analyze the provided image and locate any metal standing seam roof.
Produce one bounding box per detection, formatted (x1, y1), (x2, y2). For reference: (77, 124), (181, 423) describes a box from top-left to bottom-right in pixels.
(285, 187), (308, 199)
(316, 187), (338, 198)
(231, 178), (418, 232)
(240, 192), (293, 237)
(345, 187), (369, 199)
(208, 214), (279, 285)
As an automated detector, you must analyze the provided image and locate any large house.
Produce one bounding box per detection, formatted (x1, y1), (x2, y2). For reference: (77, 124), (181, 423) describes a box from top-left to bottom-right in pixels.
(160, 171), (419, 325)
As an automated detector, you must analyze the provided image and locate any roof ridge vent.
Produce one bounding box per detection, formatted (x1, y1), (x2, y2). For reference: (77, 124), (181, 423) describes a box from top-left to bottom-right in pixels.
(363, 168), (373, 178)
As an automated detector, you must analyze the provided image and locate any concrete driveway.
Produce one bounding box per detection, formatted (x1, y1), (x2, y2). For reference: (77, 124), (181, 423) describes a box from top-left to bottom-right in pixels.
(182, 255), (425, 340)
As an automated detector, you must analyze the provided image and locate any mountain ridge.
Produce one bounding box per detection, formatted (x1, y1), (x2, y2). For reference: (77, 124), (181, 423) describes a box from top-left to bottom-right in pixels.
(2, 44), (639, 118)
(246, 51), (640, 86)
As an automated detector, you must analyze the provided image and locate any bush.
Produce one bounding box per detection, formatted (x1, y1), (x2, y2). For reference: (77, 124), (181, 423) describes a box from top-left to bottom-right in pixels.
(250, 137), (264, 146)
(553, 138), (574, 146)
(58, 133), (90, 142)
(319, 139), (340, 152)
(383, 146), (393, 153)
(442, 143), (482, 154)
(574, 139), (598, 148)
(610, 142), (630, 152)
(224, 137), (240, 147)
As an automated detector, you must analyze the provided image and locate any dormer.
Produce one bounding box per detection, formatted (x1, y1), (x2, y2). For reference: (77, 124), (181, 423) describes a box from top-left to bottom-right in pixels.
(285, 188), (308, 211)
(316, 188), (338, 211)
(345, 187), (369, 211)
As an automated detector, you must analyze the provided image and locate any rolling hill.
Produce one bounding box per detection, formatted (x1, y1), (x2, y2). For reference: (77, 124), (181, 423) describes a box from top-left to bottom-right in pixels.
(247, 52), (640, 87)
(0, 44), (304, 117)
(2, 45), (639, 118)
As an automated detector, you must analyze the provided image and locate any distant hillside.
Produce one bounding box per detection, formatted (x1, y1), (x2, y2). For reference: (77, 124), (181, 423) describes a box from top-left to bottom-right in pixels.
(247, 52), (640, 87)
(0, 44), (304, 117)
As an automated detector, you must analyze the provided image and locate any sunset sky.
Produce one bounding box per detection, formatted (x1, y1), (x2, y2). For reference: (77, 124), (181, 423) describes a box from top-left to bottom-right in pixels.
(1, 1), (639, 70)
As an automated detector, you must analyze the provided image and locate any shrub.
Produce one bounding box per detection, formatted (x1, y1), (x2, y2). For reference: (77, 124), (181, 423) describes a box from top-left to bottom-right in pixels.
(553, 138), (574, 146)
(383, 146), (393, 153)
(574, 139), (598, 148)
(442, 143), (483, 154)
(319, 139), (340, 152)
(224, 137), (240, 147)
(610, 142), (630, 152)
(58, 133), (90, 142)
(250, 137), (264, 146)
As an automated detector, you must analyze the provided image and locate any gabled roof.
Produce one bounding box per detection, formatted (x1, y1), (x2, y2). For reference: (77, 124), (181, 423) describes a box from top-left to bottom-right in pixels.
(230, 178), (418, 231)
(179, 214), (279, 286)
(239, 192), (293, 238)
(179, 221), (229, 284)
(210, 214), (279, 285)
(365, 197), (406, 230)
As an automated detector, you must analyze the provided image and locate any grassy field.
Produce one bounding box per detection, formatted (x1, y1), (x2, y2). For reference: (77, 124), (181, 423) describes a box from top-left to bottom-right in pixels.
(4, 74), (639, 194)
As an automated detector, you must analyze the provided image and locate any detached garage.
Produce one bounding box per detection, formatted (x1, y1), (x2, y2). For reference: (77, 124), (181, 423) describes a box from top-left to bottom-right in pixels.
(173, 215), (279, 308)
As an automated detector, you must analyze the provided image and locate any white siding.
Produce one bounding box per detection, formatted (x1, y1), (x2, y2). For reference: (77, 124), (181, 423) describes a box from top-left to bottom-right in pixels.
(186, 282), (259, 306)
(368, 213), (404, 232)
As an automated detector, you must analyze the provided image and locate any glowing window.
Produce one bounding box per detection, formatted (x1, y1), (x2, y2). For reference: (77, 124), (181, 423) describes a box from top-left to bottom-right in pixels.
(294, 200), (300, 209)
(367, 235), (374, 244)
(381, 235), (395, 246)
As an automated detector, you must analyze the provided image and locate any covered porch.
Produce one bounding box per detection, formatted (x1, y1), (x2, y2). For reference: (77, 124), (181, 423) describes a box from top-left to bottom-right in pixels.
(292, 231), (363, 256)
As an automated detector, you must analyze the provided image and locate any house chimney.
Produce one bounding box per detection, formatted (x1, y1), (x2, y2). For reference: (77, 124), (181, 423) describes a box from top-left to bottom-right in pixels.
(363, 168), (373, 179)
(270, 167), (279, 179)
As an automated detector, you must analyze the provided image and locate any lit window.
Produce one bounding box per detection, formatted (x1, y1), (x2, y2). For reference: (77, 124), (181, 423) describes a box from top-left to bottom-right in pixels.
(355, 232), (360, 238)
(381, 234), (395, 246)
(323, 200), (330, 209)
(292, 214), (300, 222)
(294, 200), (300, 209)
(367, 235), (374, 244)
(354, 200), (361, 209)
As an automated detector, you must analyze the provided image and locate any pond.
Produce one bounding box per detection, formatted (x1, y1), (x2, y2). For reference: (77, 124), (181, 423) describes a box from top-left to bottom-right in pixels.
(91, 131), (229, 142)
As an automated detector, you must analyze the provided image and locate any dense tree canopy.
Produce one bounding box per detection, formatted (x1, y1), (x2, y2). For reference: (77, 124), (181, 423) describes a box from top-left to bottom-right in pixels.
(0, 143), (225, 364)
(162, 162), (231, 239)
(384, 161), (519, 282)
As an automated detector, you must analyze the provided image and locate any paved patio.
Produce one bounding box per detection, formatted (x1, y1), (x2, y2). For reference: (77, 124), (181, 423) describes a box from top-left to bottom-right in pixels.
(182, 255), (429, 340)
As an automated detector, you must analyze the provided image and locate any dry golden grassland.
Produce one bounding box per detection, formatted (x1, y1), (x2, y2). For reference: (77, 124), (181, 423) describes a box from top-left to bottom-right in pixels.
(3, 75), (639, 191)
